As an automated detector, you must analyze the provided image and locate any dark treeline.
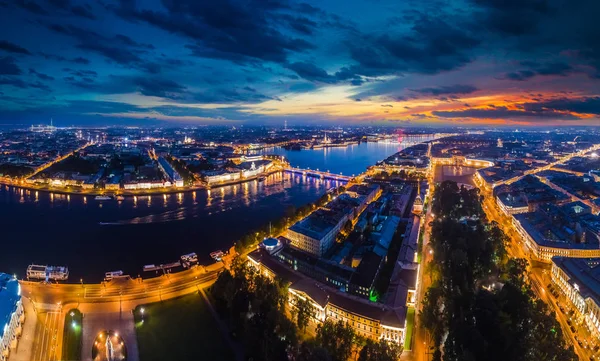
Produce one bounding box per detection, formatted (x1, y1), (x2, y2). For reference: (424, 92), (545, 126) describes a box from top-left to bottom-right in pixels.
(421, 181), (577, 361)
(211, 260), (402, 361)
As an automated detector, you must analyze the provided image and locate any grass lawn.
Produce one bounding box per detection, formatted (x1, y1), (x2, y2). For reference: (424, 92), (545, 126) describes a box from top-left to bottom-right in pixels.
(62, 308), (83, 361)
(404, 307), (415, 351)
(134, 293), (235, 361)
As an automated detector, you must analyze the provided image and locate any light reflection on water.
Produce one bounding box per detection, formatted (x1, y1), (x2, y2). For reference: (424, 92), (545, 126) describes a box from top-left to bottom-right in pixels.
(0, 172), (336, 280)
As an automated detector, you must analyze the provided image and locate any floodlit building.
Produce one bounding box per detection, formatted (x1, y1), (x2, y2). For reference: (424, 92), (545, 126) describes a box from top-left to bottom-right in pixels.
(286, 208), (350, 257)
(157, 157), (184, 187)
(248, 251), (406, 344)
(286, 184), (380, 257)
(512, 201), (600, 261)
(0, 273), (24, 361)
(551, 257), (600, 341)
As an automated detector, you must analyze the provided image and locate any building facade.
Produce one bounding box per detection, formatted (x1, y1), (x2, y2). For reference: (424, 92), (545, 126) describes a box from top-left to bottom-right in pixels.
(250, 255), (407, 344)
(286, 209), (349, 257)
(514, 217), (600, 261)
(551, 257), (600, 341)
(0, 273), (24, 361)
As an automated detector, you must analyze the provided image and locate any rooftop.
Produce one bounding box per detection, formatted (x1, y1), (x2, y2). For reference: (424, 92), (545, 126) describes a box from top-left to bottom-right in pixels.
(514, 201), (600, 248)
(289, 208), (347, 240)
(552, 257), (600, 306)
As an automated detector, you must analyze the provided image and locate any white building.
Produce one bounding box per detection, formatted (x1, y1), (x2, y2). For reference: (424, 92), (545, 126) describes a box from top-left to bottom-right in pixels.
(0, 274), (24, 361)
(551, 257), (600, 341)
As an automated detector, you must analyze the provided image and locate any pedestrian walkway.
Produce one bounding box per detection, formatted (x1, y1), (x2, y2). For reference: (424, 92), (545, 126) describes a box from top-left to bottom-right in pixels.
(8, 298), (37, 361)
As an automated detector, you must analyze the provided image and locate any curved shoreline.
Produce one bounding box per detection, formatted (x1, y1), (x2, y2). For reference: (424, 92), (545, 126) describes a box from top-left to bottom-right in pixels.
(0, 169), (286, 197)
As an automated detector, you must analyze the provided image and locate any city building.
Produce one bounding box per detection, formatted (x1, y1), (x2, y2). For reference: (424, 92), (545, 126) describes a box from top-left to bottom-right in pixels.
(551, 257), (600, 341)
(157, 157), (184, 187)
(495, 175), (571, 216)
(286, 208), (350, 257)
(248, 250), (407, 344)
(0, 273), (23, 361)
(513, 202), (600, 261)
(286, 185), (379, 257)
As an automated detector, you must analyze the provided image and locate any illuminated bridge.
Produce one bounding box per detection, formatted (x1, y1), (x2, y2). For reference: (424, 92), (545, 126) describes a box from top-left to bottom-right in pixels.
(285, 167), (352, 182)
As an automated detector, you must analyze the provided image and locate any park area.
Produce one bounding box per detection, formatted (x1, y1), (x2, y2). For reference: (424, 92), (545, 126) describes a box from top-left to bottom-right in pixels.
(134, 293), (235, 361)
(62, 309), (83, 361)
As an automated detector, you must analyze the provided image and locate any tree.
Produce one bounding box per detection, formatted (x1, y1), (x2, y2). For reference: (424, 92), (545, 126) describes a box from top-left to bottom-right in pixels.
(210, 269), (235, 316)
(315, 320), (356, 361)
(357, 339), (403, 361)
(297, 339), (332, 361)
(421, 180), (577, 361)
(503, 258), (528, 290)
(296, 297), (314, 331)
(420, 283), (444, 347)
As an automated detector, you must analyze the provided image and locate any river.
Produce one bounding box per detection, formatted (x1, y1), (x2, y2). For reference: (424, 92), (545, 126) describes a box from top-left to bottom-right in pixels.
(1, 141), (420, 282)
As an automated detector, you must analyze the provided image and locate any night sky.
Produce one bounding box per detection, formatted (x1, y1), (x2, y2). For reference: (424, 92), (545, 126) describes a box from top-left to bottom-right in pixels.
(1, 0), (600, 126)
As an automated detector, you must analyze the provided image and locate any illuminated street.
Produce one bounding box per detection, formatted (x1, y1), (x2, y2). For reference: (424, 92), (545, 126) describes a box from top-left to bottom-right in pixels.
(18, 264), (221, 361)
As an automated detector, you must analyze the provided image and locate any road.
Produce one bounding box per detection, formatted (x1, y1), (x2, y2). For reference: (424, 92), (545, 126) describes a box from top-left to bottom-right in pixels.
(404, 171), (436, 361)
(407, 150), (597, 361)
(479, 186), (594, 360)
(19, 263), (223, 361)
(501, 144), (600, 186)
(26, 142), (93, 180)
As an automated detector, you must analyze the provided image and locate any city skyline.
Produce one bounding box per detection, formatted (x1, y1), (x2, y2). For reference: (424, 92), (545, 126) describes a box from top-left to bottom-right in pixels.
(2, 0), (600, 126)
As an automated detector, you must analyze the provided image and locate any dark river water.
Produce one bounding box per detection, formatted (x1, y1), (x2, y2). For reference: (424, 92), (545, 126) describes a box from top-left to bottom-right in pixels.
(0, 140), (434, 282)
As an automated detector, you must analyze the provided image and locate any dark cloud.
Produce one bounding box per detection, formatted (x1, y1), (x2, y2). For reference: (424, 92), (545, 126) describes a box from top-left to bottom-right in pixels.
(113, 0), (314, 64)
(29, 68), (55, 81)
(285, 62), (363, 85)
(193, 88), (274, 104)
(346, 14), (480, 77)
(47, 24), (155, 69)
(277, 14), (317, 35)
(522, 97), (600, 115)
(432, 106), (581, 120)
(295, 3), (321, 15)
(0, 57), (22, 75)
(46, 0), (70, 8)
(38, 52), (91, 64)
(534, 62), (573, 76)
(72, 57), (89, 64)
(410, 84), (478, 96)
(70, 5), (95, 20)
(504, 70), (536, 81)
(286, 62), (334, 83)
(470, 0), (600, 76)
(0, 40), (31, 55)
(471, 0), (552, 37)
(64, 99), (141, 114)
(62, 74), (187, 100)
(15, 0), (47, 14)
(0, 76), (27, 88)
(134, 77), (186, 98)
(502, 61), (573, 81)
(28, 80), (51, 92)
(0, 74), (51, 92)
(63, 68), (97, 80)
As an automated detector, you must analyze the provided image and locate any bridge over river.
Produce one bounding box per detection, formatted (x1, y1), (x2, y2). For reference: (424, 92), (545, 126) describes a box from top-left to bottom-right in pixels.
(284, 167), (352, 182)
